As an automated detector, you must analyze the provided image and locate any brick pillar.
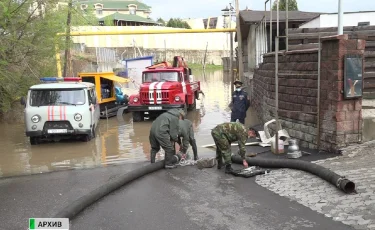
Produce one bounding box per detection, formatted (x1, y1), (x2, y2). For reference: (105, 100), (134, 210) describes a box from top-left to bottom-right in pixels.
(319, 34), (365, 153)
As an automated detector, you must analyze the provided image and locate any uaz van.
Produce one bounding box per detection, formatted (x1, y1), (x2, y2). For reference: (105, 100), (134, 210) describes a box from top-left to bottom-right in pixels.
(21, 78), (100, 145)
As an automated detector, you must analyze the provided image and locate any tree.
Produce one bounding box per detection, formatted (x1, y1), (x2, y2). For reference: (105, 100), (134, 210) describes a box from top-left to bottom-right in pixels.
(156, 18), (166, 26)
(0, 0), (94, 114)
(272, 0), (298, 11)
(166, 18), (191, 29)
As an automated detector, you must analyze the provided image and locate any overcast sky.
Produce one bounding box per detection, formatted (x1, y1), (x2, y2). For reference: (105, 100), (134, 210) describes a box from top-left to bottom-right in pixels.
(145, 0), (375, 20)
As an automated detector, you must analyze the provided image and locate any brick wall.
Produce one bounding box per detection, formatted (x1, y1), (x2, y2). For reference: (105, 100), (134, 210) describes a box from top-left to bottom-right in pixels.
(253, 49), (320, 149)
(319, 35), (364, 152)
(252, 35), (364, 152)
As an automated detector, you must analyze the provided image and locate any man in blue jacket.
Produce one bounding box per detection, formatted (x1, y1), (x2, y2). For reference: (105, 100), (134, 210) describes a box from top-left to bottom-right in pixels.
(230, 79), (250, 124)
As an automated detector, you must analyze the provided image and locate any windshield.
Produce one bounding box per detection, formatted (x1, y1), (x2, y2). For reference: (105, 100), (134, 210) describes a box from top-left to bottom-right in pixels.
(143, 72), (179, 83)
(29, 89), (86, 106)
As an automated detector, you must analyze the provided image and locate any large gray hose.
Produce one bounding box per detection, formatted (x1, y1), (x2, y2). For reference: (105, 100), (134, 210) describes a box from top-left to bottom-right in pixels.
(54, 161), (165, 219)
(231, 155), (355, 194)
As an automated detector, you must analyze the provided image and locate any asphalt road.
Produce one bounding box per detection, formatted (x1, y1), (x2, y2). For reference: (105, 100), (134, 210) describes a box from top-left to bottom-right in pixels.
(72, 165), (354, 230)
(0, 162), (147, 230)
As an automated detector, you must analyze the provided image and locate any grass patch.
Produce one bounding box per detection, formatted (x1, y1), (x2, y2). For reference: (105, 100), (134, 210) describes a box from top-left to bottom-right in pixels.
(186, 62), (223, 70)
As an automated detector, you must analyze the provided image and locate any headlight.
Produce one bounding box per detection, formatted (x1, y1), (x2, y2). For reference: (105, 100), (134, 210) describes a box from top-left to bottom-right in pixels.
(74, 113), (82, 121)
(133, 97), (139, 102)
(31, 115), (40, 123)
(175, 96), (180, 102)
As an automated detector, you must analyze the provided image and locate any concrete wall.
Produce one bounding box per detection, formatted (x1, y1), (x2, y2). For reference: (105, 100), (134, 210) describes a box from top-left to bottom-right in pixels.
(85, 47), (225, 65)
(72, 26), (236, 51)
(300, 12), (375, 28)
(251, 35), (364, 152)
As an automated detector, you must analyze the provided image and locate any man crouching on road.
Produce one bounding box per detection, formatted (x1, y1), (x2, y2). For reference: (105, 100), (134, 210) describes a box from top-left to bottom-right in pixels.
(177, 119), (198, 161)
(211, 121), (256, 173)
(149, 109), (185, 169)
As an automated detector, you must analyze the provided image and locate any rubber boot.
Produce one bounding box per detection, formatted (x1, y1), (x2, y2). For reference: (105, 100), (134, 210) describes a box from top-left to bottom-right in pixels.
(165, 155), (180, 169)
(150, 152), (156, 163)
(225, 164), (234, 174)
(217, 158), (223, 169)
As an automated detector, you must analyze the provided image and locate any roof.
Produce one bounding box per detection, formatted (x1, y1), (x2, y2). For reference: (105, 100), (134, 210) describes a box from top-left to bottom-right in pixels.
(98, 12), (156, 24)
(76, 0), (151, 11)
(240, 10), (321, 24)
(30, 82), (94, 90)
(237, 10), (321, 41)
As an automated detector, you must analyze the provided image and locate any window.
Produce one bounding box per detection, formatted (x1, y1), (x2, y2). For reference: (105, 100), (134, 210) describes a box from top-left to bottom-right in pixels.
(128, 4), (137, 15)
(94, 3), (103, 15)
(29, 89), (86, 106)
(143, 72), (179, 83)
(80, 4), (87, 10)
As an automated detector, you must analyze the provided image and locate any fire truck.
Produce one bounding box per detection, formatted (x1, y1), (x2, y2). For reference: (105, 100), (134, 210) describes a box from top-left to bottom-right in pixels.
(127, 56), (203, 122)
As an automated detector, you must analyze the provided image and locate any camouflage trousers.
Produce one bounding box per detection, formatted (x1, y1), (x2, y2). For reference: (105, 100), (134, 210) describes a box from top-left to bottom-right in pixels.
(211, 128), (232, 165)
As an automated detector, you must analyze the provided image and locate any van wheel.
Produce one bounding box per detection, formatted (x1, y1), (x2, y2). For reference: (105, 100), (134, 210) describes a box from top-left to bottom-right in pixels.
(82, 134), (92, 142)
(82, 128), (94, 142)
(92, 126), (96, 138)
(30, 137), (39, 145)
(133, 112), (144, 122)
(188, 98), (196, 111)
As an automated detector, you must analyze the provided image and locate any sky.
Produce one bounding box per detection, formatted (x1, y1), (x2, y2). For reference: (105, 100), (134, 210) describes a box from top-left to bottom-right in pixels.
(144, 0), (375, 20)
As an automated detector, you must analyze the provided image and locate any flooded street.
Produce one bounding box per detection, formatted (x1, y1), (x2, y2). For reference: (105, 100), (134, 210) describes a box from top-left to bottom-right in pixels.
(0, 69), (260, 178)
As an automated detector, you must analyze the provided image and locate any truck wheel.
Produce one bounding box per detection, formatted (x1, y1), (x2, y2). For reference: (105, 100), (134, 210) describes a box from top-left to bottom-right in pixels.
(30, 137), (39, 145)
(133, 111), (144, 122)
(188, 98), (196, 111)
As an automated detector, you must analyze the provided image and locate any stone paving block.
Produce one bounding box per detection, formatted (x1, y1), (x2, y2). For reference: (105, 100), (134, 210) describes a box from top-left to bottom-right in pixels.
(255, 140), (375, 230)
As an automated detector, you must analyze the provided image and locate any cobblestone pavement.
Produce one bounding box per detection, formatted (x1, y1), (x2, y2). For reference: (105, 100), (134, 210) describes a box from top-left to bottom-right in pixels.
(255, 140), (375, 230)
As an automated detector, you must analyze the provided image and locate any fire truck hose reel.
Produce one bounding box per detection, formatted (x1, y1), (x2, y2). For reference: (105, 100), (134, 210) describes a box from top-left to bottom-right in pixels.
(53, 161), (165, 219)
(231, 155), (356, 194)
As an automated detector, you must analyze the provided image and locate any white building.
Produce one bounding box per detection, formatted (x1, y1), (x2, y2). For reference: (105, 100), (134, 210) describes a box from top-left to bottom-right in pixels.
(183, 16), (236, 29)
(300, 11), (375, 28)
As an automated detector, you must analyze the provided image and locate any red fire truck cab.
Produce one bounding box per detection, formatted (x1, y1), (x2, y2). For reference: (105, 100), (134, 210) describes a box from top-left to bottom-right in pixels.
(127, 56), (202, 122)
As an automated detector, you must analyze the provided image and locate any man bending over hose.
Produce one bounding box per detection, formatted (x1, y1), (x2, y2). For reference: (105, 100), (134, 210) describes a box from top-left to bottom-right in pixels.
(211, 121), (256, 173)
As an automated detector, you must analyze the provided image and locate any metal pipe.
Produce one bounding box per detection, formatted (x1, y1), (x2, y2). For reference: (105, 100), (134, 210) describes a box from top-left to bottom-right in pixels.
(338, 0), (343, 35)
(57, 28), (236, 36)
(317, 34), (322, 149)
(229, 6), (234, 93)
(286, 0), (289, 51)
(270, 0), (272, 52)
(276, 0), (279, 37)
(55, 41), (62, 77)
(275, 36), (279, 154)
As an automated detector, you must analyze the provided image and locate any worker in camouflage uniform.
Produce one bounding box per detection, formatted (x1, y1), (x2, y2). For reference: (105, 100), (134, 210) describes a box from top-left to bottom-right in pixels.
(211, 121), (256, 173)
(177, 119), (198, 161)
(149, 109), (185, 169)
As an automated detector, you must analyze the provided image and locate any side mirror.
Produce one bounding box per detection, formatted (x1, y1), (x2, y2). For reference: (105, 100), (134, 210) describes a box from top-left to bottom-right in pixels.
(20, 97), (26, 106)
(92, 97), (97, 105)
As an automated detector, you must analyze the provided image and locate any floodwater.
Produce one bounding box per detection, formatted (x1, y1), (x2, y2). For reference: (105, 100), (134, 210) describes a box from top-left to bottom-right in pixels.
(0, 69), (260, 178)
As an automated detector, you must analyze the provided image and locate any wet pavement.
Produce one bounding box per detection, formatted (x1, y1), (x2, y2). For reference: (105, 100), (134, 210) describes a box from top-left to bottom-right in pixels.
(0, 69), (259, 178)
(71, 166), (353, 230)
(0, 69), (354, 230)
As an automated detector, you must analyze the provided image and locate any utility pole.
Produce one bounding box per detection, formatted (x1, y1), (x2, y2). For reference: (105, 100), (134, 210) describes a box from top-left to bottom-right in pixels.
(62, 0), (73, 78)
(338, 0), (343, 35)
(235, 0), (244, 82)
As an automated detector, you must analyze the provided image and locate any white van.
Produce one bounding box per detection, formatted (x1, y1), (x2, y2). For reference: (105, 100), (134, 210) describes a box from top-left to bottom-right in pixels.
(21, 79), (100, 145)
